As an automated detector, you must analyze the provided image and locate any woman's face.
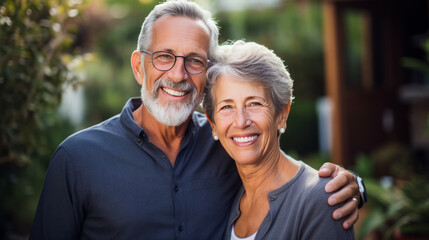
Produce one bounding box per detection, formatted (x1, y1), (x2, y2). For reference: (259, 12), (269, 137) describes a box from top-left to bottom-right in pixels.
(211, 74), (288, 166)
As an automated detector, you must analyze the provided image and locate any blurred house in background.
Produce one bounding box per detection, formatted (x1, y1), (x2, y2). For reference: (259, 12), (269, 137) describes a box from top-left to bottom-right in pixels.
(320, 0), (429, 173)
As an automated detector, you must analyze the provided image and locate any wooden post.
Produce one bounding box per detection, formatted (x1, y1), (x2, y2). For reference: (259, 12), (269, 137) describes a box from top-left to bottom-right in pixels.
(322, 2), (347, 165)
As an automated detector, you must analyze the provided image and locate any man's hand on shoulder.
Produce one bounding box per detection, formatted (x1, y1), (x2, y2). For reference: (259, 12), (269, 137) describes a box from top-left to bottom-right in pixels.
(318, 162), (361, 230)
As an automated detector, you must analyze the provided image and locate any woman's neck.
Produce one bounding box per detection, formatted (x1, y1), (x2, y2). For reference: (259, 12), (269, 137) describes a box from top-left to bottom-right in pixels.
(232, 152), (300, 238)
(237, 152), (299, 198)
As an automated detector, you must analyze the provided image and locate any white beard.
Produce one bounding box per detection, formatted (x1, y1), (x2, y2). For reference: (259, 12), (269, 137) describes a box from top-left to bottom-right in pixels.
(140, 77), (203, 126)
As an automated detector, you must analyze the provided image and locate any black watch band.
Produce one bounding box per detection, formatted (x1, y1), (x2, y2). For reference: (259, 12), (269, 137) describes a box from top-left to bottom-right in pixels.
(349, 171), (368, 208)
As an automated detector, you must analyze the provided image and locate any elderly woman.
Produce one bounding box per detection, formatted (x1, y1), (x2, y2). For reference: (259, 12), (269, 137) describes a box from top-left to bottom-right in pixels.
(203, 41), (356, 240)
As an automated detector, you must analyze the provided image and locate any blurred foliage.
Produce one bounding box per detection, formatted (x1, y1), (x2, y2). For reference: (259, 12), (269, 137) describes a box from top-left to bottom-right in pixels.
(217, 2), (325, 100)
(0, 0), (86, 235)
(301, 152), (331, 170)
(0, 0), (78, 165)
(280, 98), (319, 154)
(353, 153), (375, 179)
(80, 0), (157, 126)
(403, 38), (429, 82)
(403, 37), (429, 138)
(354, 144), (429, 240)
(358, 175), (429, 240)
(343, 9), (364, 88)
(352, 142), (414, 180)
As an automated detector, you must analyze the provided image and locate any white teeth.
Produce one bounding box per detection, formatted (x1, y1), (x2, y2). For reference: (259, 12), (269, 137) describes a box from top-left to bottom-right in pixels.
(163, 87), (186, 96)
(233, 135), (258, 143)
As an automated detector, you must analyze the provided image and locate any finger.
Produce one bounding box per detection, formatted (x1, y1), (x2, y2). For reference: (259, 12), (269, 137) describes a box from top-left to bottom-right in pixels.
(332, 196), (360, 220)
(328, 180), (359, 205)
(318, 162), (339, 177)
(342, 207), (359, 229)
(325, 170), (355, 193)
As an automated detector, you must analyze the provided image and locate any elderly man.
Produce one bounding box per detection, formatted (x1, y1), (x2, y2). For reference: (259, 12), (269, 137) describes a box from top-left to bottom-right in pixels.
(30, 1), (364, 239)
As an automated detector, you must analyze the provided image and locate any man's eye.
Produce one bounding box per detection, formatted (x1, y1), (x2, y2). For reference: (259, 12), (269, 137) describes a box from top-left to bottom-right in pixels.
(220, 105), (232, 110)
(186, 57), (205, 67)
(190, 58), (203, 64)
(158, 54), (173, 59)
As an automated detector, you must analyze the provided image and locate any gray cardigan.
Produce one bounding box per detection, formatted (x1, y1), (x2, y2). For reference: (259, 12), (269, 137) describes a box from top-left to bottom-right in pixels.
(224, 162), (356, 240)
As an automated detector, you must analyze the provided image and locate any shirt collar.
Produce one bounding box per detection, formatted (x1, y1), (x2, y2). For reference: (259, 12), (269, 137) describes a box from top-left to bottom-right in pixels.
(119, 97), (197, 146)
(120, 98), (146, 139)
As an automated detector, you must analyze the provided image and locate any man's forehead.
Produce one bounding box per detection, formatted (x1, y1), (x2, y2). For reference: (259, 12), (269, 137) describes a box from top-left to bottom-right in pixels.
(150, 15), (211, 56)
(155, 15), (210, 35)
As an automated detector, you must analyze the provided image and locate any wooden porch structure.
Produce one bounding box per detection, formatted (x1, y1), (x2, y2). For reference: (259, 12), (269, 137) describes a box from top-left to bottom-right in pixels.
(321, 0), (429, 167)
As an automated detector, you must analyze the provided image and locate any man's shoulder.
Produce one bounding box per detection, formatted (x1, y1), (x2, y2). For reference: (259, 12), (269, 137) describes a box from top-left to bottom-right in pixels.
(191, 111), (212, 135)
(60, 114), (123, 149)
(192, 111), (209, 126)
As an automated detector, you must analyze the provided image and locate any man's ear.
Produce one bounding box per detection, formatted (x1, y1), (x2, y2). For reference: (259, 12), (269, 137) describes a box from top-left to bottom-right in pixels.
(278, 103), (291, 129)
(131, 50), (144, 85)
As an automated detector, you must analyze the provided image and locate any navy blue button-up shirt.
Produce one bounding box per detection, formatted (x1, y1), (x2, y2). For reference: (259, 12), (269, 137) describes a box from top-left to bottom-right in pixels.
(30, 98), (241, 240)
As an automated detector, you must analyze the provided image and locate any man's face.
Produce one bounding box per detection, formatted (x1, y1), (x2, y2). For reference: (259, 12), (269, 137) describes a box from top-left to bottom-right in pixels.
(141, 16), (210, 126)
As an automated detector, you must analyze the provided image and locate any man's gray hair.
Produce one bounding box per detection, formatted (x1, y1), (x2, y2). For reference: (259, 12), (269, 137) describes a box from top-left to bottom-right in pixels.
(203, 40), (294, 122)
(137, 0), (219, 59)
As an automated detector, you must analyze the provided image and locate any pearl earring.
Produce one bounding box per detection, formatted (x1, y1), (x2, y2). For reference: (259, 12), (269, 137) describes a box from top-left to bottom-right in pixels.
(279, 128), (285, 134)
(213, 135), (219, 141)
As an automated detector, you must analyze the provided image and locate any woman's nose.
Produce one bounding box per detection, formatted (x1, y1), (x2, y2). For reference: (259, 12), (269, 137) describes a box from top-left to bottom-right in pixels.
(233, 109), (251, 129)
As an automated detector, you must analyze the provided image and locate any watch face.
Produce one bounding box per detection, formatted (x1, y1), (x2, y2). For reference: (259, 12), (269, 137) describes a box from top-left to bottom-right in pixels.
(357, 177), (364, 192)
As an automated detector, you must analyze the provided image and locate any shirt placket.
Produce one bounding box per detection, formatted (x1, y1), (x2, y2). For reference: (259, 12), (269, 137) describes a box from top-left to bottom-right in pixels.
(170, 153), (187, 240)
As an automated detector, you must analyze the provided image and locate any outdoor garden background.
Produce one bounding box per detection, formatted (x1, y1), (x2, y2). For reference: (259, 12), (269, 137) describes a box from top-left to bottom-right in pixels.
(1, 0), (428, 239)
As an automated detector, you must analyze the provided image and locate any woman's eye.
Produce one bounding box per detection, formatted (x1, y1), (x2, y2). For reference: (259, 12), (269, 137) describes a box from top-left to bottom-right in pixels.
(249, 102), (262, 107)
(220, 105), (232, 110)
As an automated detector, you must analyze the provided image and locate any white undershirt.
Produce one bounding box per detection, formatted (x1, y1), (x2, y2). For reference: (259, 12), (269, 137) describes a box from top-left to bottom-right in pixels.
(231, 225), (257, 240)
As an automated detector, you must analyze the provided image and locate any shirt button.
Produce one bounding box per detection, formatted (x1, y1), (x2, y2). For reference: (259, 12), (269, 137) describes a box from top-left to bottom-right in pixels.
(174, 185), (179, 192)
(137, 138), (142, 143)
(269, 195), (278, 201)
(161, 155), (166, 160)
(178, 226), (183, 231)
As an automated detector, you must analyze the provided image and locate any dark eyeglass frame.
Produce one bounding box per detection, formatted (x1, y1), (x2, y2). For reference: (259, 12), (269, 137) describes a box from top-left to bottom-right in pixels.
(140, 50), (210, 75)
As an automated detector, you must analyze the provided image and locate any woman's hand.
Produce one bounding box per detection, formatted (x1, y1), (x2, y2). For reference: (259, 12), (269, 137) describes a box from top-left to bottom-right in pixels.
(318, 162), (360, 229)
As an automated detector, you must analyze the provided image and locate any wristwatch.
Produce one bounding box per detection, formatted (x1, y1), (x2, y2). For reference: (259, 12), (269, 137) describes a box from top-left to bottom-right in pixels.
(355, 174), (368, 208)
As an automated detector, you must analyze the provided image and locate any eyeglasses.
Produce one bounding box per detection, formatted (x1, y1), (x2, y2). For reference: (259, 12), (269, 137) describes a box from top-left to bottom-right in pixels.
(141, 50), (210, 75)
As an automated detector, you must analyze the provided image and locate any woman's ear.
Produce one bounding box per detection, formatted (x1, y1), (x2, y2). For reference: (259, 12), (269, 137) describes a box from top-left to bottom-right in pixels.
(205, 113), (218, 139)
(131, 50), (144, 85)
(205, 113), (215, 129)
(278, 103), (291, 130)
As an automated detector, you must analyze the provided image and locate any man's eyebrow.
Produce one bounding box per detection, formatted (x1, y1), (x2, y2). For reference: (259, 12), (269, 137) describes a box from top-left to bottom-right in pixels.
(187, 52), (207, 57)
(158, 48), (207, 57)
(157, 48), (174, 53)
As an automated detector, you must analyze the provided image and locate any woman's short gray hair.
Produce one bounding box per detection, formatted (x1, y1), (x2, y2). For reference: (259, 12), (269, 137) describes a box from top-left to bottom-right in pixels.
(137, 0), (219, 59)
(203, 40), (294, 122)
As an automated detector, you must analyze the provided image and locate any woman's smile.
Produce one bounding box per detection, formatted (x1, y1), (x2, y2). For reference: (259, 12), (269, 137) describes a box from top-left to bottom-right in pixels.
(232, 134), (259, 144)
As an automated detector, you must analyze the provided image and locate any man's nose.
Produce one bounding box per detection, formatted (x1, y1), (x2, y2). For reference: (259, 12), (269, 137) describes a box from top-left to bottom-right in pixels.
(166, 56), (187, 82)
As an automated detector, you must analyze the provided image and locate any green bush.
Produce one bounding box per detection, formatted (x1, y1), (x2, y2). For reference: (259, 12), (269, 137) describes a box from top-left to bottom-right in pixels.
(0, 0), (85, 235)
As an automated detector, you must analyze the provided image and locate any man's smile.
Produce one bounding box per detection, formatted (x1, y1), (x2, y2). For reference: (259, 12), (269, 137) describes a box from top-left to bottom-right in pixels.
(161, 87), (189, 97)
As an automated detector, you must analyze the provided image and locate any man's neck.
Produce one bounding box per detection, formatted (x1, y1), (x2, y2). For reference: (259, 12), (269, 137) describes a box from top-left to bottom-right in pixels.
(132, 104), (191, 166)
